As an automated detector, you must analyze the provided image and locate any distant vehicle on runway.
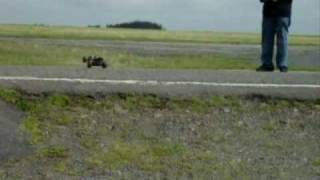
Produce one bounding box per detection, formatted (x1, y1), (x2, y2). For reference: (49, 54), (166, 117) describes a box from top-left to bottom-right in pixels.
(82, 55), (107, 68)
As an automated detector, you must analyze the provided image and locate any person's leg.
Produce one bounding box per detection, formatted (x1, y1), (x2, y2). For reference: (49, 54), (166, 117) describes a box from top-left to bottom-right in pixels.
(275, 17), (290, 70)
(260, 17), (276, 69)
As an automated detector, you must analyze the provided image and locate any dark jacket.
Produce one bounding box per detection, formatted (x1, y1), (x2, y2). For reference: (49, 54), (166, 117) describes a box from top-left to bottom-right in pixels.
(261, 0), (293, 17)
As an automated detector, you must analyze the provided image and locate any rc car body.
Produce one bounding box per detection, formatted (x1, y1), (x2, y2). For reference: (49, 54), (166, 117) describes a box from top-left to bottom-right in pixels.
(82, 56), (108, 68)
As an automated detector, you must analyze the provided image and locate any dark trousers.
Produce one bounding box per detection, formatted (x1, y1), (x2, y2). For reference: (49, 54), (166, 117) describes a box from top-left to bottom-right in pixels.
(261, 17), (291, 68)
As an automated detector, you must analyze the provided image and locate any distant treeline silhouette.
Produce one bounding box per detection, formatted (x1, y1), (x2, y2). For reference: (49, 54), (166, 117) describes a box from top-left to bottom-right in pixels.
(107, 21), (164, 30)
(88, 25), (101, 28)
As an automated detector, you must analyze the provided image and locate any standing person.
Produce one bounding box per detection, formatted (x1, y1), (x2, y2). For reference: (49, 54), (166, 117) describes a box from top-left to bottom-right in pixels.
(257, 0), (293, 72)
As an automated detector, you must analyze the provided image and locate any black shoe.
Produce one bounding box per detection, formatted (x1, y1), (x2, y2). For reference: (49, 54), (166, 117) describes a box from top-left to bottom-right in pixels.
(279, 67), (288, 73)
(256, 65), (274, 72)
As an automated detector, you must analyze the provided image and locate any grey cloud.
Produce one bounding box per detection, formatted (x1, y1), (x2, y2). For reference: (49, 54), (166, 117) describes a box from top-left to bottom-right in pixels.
(0, 0), (318, 34)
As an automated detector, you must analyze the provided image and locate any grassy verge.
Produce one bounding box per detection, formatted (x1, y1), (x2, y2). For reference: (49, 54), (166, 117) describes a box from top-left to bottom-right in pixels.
(0, 40), (256, 70)
(0, 24), (319, 46)
(1, 40), (319, 71)
(0, 89), (320, 179)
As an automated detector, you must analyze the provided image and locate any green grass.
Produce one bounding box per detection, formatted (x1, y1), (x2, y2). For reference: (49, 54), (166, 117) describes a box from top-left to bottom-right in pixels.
(313, 159), (320, 166)
(0, 40), (319, 71)
(21, 115), (44, 144)
(86, 140), (217, 172)
(0, 89), (21, 104)
(0, 24), (319, 46)
(1, 89), (320, 178)
(87, 141), (181, 170)
(0, 169), (5, 180)
(38, 145), (69, 159)
(0, 40), (256, 70)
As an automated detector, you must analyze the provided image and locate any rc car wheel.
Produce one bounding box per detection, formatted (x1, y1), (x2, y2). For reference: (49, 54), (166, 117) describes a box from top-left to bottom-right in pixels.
(102, 62), (107, 68)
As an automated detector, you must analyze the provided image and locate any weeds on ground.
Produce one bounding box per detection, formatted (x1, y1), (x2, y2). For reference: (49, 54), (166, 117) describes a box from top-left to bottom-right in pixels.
(0, 89), (319, 178)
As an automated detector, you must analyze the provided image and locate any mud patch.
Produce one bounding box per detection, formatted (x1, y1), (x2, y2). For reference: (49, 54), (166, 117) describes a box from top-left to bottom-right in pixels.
(0, 100), (29, 161)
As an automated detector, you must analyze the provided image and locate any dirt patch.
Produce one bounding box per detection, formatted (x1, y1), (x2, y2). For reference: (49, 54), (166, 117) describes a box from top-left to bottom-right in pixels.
(0, 100), (29, 161)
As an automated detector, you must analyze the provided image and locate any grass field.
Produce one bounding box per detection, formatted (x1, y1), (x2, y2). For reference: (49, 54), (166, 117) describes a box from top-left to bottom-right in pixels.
(1, 40), (320, 71)
(0, 24), (319, 71)
(0, 24), (319, 46)
(0, 40), (257, 70)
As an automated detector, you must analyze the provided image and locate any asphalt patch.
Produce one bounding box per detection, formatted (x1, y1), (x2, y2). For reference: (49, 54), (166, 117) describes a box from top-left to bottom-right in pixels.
(0, 100), (29, 161)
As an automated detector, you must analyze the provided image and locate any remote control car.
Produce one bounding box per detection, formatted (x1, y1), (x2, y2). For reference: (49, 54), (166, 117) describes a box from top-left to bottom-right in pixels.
(83, 55), (108, 68)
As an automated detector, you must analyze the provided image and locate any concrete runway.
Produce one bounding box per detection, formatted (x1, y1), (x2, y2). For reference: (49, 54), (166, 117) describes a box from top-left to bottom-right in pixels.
(0, 66), (319, 100)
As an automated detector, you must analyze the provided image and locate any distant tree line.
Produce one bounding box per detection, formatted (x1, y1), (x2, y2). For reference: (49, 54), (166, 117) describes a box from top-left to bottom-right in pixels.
(88, 21), (164, 30)
(107, 21), (164, 30)
(88, 25), (101, 28)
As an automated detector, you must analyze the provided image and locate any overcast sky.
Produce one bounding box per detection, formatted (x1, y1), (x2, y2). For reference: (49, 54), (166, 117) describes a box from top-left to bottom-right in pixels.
(0, 0), (319, 34)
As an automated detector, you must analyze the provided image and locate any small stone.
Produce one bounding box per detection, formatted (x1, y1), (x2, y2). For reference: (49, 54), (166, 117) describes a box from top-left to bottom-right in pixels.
(154, 113), (162, 119)
(107, 125), (115, 131)
(80, 114), (89, 119)
(223, 108), (231, 113)
(238, 121), (244, 126)
(117, 171), (122, 176)
(113, 104), (128, 114)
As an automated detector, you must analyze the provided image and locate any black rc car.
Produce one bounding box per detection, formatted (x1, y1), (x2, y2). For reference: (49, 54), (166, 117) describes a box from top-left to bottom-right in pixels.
(82, 56), (108, 68)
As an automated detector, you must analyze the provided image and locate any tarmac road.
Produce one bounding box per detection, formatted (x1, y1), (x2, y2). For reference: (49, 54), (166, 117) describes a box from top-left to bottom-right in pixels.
(0, 100), (29, 160)
(0, 66), (319, 100)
